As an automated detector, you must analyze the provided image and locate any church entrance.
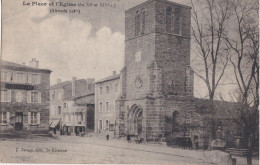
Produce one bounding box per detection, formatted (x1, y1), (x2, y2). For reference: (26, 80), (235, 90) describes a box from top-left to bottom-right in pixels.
(127, 105), (143, 136)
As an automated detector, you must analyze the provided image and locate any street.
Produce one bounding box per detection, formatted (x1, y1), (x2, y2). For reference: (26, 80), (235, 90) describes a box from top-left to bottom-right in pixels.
(0, 135), (211, 165)
(0, 135), (258, 165)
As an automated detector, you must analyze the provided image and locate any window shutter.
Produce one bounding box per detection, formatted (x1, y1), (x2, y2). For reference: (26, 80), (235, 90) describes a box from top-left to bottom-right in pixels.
(7, 112), (10, 123)
(28, 112), (31, 124)
(28, 74), (32, 84)
(12, 72), (17, 82)
(20, 92), (23, 102)
(23, 74), (27, 83)
(7, 90), (11, 102)
(27, 91), (31, 103)
(37, 113), (40, 125)
(38, 92), (41, 103)
(37, 75), (41, 84)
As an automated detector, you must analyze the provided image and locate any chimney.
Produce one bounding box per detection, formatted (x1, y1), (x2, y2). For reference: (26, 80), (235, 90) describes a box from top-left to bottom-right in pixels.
(113, 71), (116, 75)
(29, 58), (39, 68)
(72, 77), (77, 97)
(57, 79), (61, 84)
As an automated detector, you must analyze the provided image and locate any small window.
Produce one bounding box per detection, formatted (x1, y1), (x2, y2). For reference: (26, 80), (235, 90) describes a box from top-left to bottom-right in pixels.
(31, 92), (38, 103)
(106, 102), (109, 111)
(99, 120), (103, 130)
(100, 102), (103, 112)
(0, 112), (7, 124)
(174, 8), (181, 35)
(141, 10), (146, 34)
(105, 120), (109, 130)
(64, 103), (67, 108)
(58, 106), (61, 115)
(135, 11), (141, 36)
(106, 86), (109, 94)
(166, 7), (172, 33)
(31, 112), (37, 125)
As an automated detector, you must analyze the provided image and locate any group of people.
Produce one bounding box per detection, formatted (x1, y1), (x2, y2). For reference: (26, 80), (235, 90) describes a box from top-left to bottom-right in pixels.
(127, 134), (142, 143)
(181, 137), (193, 149)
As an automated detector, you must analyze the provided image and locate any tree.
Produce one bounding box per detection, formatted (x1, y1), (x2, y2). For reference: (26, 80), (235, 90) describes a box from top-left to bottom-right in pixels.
(191, 0), (231, 100)
(190, 0), (232, 149)
(222, 0), (259, 164)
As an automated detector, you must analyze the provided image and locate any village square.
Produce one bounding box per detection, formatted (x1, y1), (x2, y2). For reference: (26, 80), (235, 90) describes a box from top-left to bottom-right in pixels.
(1, 0), (259, 164)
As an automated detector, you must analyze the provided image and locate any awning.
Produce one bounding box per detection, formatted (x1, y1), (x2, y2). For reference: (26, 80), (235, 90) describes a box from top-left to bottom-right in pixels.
(49, 120), (60, 128)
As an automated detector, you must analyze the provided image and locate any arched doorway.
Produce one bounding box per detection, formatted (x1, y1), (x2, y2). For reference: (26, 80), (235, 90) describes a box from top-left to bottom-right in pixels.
(128, 104), (143, 136)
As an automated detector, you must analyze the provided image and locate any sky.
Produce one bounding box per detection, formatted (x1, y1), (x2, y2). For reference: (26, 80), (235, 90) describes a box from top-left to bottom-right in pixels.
(2, 0), (237, 100)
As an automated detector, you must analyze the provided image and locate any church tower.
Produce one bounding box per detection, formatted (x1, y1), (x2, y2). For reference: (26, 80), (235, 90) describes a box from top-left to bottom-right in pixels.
(117, 0), (194, 141)
(122, 0), (193, 99)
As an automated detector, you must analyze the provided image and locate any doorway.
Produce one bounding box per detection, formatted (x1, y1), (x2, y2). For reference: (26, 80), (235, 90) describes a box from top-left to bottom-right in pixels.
(15, 112), (23, 130)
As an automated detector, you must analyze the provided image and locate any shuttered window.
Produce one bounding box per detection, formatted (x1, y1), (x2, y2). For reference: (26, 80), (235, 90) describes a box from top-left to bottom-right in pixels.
(30, 112), (37, 125)
(0, 112), (8, 124)
(27, 91), (41, 103)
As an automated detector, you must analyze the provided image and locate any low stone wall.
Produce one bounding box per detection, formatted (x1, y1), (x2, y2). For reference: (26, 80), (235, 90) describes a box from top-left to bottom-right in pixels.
(202, 150), (232, 165)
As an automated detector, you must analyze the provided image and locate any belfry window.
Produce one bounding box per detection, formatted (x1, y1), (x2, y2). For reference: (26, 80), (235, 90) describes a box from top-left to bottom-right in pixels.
(174, 8), (181, 35)
(166, 7), (172, 33)
(141, 10), (145, 34)
(135, 11), (141, 36)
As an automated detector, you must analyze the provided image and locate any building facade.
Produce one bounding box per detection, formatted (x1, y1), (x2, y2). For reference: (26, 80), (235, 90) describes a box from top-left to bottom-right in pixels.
(0, 59), (51, 133)
(49, 77), (94, 135)
(74, 93), (95, 131)
(115, 0), (196, 143)
(95, 72), (120, 136)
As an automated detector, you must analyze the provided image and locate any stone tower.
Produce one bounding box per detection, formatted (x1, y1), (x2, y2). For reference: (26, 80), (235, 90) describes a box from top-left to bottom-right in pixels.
(116, 0), (194, 141)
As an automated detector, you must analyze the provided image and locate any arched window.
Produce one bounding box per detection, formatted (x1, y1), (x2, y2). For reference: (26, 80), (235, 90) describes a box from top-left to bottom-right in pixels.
(174, 8), (181, 35)
(166, 7), (172, 33)
(135, 11), (141, 36)
(141, 10), (146, 34)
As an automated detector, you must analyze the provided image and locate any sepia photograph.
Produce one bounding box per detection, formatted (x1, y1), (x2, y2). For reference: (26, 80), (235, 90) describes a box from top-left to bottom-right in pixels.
(1, 0), (259, 164)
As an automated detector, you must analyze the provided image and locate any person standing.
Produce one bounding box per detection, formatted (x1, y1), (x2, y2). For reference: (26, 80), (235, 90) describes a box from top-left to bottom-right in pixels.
(127, 134), (131, 143)
(106, 132), (110, 141)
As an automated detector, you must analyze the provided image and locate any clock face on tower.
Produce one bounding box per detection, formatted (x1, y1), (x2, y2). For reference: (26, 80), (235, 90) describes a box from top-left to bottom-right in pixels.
(135, 76), (143, 88)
